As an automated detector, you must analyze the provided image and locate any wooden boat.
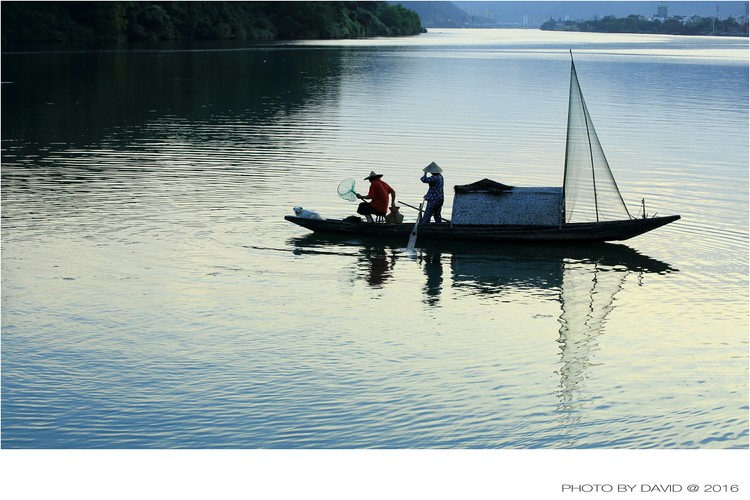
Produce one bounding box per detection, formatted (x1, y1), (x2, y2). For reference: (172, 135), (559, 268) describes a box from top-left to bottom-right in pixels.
(286, 53), (680, 244)
(284, 214), (680, 243)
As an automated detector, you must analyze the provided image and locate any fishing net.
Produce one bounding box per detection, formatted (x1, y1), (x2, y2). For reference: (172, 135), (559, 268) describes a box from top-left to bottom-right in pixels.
(337, 178), (358, 202)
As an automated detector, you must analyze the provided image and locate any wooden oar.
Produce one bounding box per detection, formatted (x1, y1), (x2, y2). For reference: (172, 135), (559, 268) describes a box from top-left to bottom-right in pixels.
(406, 202), (423, 254)
(398, 200), (450, 223)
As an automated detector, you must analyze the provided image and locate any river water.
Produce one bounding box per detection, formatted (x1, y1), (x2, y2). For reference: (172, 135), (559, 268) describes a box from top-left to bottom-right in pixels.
(2, 28), (747, 456)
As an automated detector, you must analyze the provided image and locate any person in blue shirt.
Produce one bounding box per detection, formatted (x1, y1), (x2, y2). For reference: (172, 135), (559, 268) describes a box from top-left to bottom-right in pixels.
(420, 162), (444, 223)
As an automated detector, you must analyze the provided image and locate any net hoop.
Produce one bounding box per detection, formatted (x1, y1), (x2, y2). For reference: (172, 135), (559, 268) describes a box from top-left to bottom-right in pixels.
(337, 178), (358, 202)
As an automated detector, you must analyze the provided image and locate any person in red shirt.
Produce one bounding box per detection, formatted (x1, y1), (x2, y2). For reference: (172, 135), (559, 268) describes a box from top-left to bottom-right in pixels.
(356, 171), (397, 223)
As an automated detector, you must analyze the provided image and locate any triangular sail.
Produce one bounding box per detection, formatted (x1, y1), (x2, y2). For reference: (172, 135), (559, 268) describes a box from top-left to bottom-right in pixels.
(563, 54), (631, 223)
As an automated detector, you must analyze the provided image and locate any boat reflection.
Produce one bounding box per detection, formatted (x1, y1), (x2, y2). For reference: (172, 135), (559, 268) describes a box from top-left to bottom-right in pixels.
(289, 233), (676, 300)
(353, 247), (444, 303)
(289, 233), (677, 441)
(432, 241), (675, 445)
(422, 251), (444, 307)
(357, 246), (397, 287)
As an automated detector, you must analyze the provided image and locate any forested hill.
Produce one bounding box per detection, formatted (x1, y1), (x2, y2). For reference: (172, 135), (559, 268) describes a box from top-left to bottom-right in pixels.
(1, 1), (424, 43)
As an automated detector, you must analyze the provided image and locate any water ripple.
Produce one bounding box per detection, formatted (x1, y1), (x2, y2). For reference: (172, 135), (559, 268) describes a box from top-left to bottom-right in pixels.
(2, 32), (747, 449)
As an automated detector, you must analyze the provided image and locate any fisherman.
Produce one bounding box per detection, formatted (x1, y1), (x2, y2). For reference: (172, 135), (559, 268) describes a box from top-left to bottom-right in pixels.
(357, 171), (397, 223)
(420, 162), (444, 223)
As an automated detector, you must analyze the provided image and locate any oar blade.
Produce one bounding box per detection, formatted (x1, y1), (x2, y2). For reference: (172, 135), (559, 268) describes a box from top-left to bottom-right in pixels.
(406, 203), (423, 254)
(407, 224), (418, 253)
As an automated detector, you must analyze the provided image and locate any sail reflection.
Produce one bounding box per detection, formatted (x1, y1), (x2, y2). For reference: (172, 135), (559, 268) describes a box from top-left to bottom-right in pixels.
(554, 261), (627, 444)
(416, 242), (676, 445)
(288, 234), (676, 438)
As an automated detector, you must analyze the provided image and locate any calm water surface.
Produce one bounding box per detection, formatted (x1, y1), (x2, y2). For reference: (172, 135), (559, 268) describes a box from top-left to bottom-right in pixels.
(2, 29), (747, 449)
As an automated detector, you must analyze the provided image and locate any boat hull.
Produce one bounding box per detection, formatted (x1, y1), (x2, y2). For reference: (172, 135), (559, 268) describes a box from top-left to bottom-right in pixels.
(284, 215), (681, 243)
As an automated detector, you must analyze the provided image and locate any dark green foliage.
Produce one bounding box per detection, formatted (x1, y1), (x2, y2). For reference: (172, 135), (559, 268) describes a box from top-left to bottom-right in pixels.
(1, 1), (424, 43)
(541, 14), (748, 36)
(374, 3), (421, 36)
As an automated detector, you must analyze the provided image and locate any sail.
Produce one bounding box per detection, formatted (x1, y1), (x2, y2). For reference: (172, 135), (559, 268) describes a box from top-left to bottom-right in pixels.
(563, 55), (631, 223)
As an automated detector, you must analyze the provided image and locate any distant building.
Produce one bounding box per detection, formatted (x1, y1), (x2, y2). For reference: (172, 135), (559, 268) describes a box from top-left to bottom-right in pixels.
(657, 5), (668, 18)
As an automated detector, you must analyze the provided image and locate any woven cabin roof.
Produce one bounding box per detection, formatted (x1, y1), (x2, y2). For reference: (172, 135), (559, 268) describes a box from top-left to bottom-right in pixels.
(454, 178), (514, 195)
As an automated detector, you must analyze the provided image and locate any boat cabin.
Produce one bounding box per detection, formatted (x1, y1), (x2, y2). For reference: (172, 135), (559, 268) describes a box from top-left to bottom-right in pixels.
(451, 179), (563, 226)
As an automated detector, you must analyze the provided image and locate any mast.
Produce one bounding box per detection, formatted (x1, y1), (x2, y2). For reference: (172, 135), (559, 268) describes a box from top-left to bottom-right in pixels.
(561, 50), (573, 226)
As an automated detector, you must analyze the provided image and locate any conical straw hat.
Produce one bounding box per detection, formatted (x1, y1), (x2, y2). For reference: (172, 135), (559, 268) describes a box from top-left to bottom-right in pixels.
(423, 162), (443, 173)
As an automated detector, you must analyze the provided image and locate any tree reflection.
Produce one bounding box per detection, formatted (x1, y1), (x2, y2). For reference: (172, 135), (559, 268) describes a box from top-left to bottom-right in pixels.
(1, 43), (346, 160)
